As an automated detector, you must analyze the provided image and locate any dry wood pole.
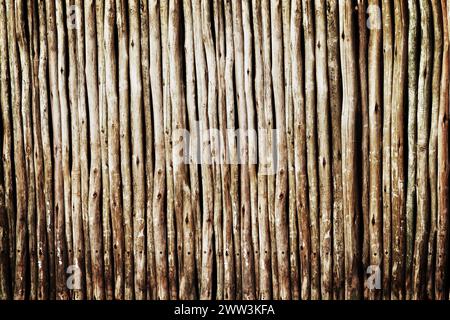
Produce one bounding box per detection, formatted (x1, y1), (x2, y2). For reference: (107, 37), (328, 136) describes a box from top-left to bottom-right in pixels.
(435, 0), (450, 300)
(413, 0), (432, 300)
(339, 0), (361, 300)
(381, 0), (393, 300)
(405, 0), (419, 299)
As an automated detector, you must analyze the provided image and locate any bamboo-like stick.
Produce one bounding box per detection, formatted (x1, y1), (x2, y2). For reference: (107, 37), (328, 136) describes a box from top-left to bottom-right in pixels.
(149, 0), (169, 300)
(129, 0), (146, 300)
(233, 0), (256, 300)
(161, 0), (178, 300)
(390, 0), (407, 300)
(435, 0), (449, 300)
(282, 0), (299, 301)
(381, 0), (393, 300)
(413, 0), (432, 300)
(315, 0), (332, 300)
(436, 0), (449, 300)
(182, 0), (201, 299)
(140, 0), (157, 301)
(30, 0), (48, 301)
(38, 0), (56, 300)
(207, 0), (224, 300)
(292, 0), (311, 301)
(67, 0), (85, 301)
(75, 0), (92, 300)
(96, 0), (113, 300)
(47, 0), (69, 300)
(6, 0), (28, 300)
(0, 0), (14, 289)
(216, 0), (234, 301)
(85, 0), (105, 300)
(272, 0), (291, 300)
(104, 0), (125, 300)
(405, 0), (419, 300)
(426, 0), (443, 300)
(16, 0), (37, 300)
(224, 0), (239, 300)
(339, 0), (361, 300)
(55, 2), (73, 296)
(242, 0), (258, 299)
(254, 0), (271, 300)
(0, 180), (10, 299)
(262, 0), (278, 300)
(302, 0), (320, 300)
(116, 0), (134, 299)
(326, 0), (344, 301)
(367, 0), (382, 301)
(357, 2), (370, 291)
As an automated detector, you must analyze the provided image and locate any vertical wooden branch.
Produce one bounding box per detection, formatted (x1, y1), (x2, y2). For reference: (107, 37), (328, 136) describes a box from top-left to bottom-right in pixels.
(339, 0), (361, 300)
(116, 0), (134, 299)
(413, 0), (432, 300)
(149, 0), (169, 300)
(381, 0), (393, 300)
(405, 0), (419, 299)
(326, 0), (344, 301)
(302, 0), (320, 299)
(367, 0), (382, 301)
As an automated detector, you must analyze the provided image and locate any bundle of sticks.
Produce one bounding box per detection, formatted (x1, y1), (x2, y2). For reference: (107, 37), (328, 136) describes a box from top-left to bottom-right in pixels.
(0, 0), (449, 300)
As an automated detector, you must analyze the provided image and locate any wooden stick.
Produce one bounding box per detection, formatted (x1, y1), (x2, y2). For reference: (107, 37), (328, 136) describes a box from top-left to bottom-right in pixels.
(405, 0), (419, 300)
(435, 0), (449, 300)
(339, 0), (361, 300)
(413, 0), (432, 300)
(381, 0), (393, 300)
(302, 0), (320, 300)
(149, 0), (169, 300)
(427, 0), (443, 300)
(326, 0), (344, 301)
(116, 0), (134, 299)
(96, 0), (113, 300)
(367, 0), (382, 301)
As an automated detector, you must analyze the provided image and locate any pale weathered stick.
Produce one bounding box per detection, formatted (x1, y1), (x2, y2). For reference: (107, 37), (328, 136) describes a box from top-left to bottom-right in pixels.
(242, 0), (258, 299)
(85, 0), (105, 300)
(326, 0), (344, 301)
(161, 0), (177, 299)
(129, 0), (146, 300)
(140, 0), (157, 300)
(405, 0), (419, 300)
(224, 0), (239, 300)
(302, 0), (320, 300)
(6, 0), (28, 300)
(149, 0), (169, 300)
(0, 0), (14, 288)
(367, 0), (382, 301)
(339, 0), (361, 300)
(435, 0), (449, 300)
(315, 0), (332, 300)
(426, 0), (443, 300)
(96, 0), (113, 300)
(116, 0), (134, 299)
(292, 0), (311, 301)
(381, 0), (393, 300)
(282, 0), (299, 300)
(55, 1), (73, 294)
(30, 0), (49, 300)
(75, 0), (92, 300)
(390, 0), (407, 300)
(254, 0), (271, 300)
(104, 0), (125, 300)
(272, 0), (291, 300)
(413, 0), (432, 300)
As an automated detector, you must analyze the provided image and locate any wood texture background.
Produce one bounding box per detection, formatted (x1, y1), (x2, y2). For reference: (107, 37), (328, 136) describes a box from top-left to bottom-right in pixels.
(0, 0), (449, 300)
